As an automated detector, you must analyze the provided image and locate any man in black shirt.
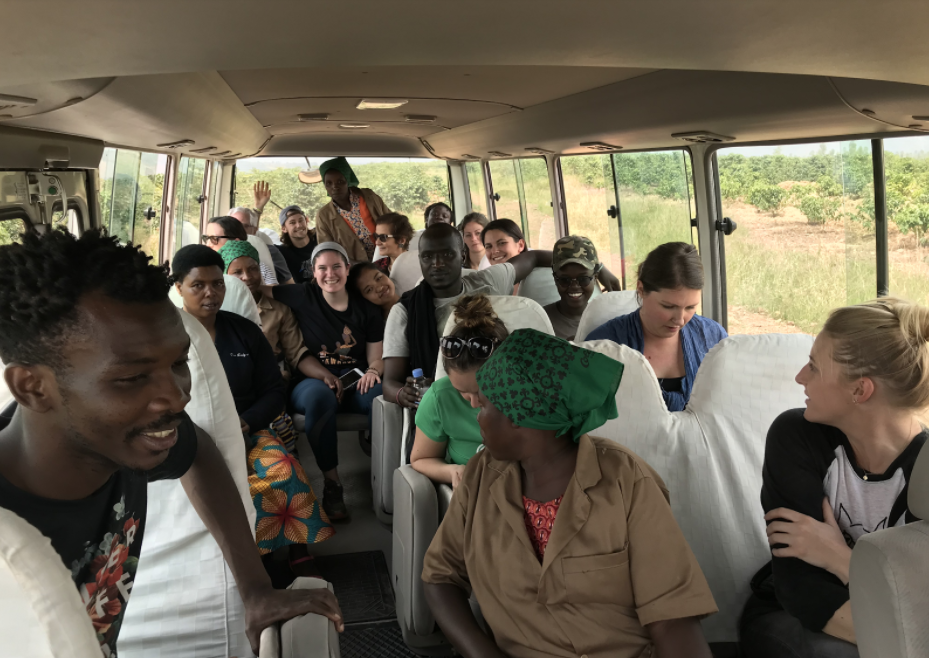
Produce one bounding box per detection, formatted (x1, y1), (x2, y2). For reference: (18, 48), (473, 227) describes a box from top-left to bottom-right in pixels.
(278, 205), (318, 284)
(0, 229), (342, 657)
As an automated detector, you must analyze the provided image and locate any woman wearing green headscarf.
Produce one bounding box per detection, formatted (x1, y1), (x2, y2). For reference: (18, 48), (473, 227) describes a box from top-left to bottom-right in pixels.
(315, 157), (391, 264)
(421, 328), (718, 658)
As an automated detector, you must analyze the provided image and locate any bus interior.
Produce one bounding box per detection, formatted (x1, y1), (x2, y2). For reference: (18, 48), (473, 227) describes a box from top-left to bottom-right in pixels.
(2, 2), (929, 657)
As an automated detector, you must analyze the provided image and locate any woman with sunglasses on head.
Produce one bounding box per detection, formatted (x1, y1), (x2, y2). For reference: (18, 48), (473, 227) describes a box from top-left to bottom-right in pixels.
(372, 212), (414, 275)
(410, 294), (508, 489)
(586, 242), (726, 411)
(545, 236), (601, 341)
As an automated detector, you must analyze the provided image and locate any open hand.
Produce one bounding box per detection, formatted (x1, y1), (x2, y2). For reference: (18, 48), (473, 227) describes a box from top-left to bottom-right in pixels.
(765, 498), (852, 583)
(243, 585), (343, 654)
(253, 181), (271, 211)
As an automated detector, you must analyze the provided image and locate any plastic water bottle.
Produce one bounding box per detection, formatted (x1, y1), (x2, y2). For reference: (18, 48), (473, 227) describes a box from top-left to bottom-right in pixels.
(411, 368), (430, 405)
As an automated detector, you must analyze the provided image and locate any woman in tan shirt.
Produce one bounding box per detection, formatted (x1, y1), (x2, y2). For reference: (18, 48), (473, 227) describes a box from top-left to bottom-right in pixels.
(422, 328), (718, 658)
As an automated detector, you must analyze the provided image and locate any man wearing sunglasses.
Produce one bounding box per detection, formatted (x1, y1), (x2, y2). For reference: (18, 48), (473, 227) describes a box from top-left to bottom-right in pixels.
(544, 236), (601, 341)
(382, 223), (621, 408)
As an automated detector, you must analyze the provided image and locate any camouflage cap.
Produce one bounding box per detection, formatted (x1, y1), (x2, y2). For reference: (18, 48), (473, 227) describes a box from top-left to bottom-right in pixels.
(552, 235), (600, 272)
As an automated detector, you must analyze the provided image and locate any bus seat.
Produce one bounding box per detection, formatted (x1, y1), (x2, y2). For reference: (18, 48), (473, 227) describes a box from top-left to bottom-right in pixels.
(573, 290), (639, 341)
(168, 273), (262, 327)
(372, 395), (403, 524)
(409, 229), (424, 252)
(516, 267), (560, 306)
(0, 361), (11, 412)
(0, 507), (101, 658)
(120, 310), (339, 658)
(580, 333), (812, 643)
(392, 295), (554, 652)
(850, 439), (929, 658)
(389, 250), (423, 296)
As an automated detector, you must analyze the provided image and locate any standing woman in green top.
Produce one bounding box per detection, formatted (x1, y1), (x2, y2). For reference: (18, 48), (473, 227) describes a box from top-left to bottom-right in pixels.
(410, 294), (509, 490)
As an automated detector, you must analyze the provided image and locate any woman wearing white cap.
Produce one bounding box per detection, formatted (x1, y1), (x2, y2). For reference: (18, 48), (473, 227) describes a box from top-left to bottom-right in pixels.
(269, 242), (385, 520)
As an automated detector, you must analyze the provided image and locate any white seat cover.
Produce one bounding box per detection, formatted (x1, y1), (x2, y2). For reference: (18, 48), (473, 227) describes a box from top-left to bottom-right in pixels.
(247, 235), (279, 286)
(580, 333), (812, 642)
(389, 250), (423, 296)
(574, 290), (639, 341)
(0, 508), (101, 658)
(119, 310), (256, 658)
(169, 274), (262, 326)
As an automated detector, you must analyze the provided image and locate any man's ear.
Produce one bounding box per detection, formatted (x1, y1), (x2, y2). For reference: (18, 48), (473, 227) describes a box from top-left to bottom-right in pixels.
(3, 363), (60, 413)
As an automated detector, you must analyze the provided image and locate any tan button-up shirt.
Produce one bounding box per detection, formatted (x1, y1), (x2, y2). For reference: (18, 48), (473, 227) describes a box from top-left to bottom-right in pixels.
(256, 293), (308, 376)
(315, 187), (390, 264)
(422, 434), (717, 658)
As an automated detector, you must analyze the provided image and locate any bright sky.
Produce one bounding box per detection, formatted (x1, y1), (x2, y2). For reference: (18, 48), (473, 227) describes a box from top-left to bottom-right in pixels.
(724, 135), (929, 158)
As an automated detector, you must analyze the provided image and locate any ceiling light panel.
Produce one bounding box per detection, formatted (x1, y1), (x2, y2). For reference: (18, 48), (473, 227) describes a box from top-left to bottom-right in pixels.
(339, 123), (370, 129)
(357, 99), (408, 110)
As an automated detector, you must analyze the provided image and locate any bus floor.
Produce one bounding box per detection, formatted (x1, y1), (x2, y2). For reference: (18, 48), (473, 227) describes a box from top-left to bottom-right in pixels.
(284, 429), (422, 657)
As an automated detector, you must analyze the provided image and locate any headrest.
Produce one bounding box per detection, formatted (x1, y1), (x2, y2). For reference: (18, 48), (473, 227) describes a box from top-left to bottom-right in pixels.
(909, 440), (929, 519)
(389, 250), (423, 296)
(434, 295), (554, 380)
(168, 274), (261, 327)
(574, 290), (640, 341)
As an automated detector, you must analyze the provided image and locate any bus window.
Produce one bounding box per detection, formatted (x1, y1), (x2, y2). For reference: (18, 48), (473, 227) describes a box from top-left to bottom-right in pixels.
(717, 141), (875, 335)
(209, 160), (224, 217)
(881, 136), (929, 305)
(98, 148), (167, 262)
(614, 150), (695, 289)
(488, 158), (556, 250)
(560, 153), (623, 281)
(465, 161), (487, 216)
(174, 156), (207, 253)
(51, 209), (81, 235)
(0, 218), (26, 247)
(233, 156), (450, 231)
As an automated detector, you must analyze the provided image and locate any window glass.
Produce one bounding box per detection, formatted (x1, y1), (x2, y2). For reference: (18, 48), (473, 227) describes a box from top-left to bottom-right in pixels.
(717, 141), (875, 335)
(210, 161), (224, 217)
(465, 162), (487, 217)
(174, 156), (206, 252)
(0, 219), (26, 247)
(233, 157), (450, 231)
(51, 209), (80, 235)
(109, 149), (142, 242)
(98, 148), (167, 261)
(614, 150), (695, 288)
(488, 160), (522, 225)
(879, 136), (929, 304)
(560, 154), (623, 279)
(134, 152), (167, 263)
(98, 147), (117, 226)
(518, 158), (556, 250)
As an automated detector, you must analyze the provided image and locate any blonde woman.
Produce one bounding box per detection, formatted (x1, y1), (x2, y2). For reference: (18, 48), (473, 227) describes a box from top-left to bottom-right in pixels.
(741, 297), (929, 658)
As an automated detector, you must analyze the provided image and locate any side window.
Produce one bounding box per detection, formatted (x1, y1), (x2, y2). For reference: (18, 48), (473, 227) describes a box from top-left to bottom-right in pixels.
(174, 156), (207, 253)
(209, 161), (224, 217)
(465, 162), (487, 216)
(488, 159), (556, 249)
(98, 147), (167, 262)
(717, 141), (875, 335)
(0, 218), (26, 247)
(560, 154), (623, 280)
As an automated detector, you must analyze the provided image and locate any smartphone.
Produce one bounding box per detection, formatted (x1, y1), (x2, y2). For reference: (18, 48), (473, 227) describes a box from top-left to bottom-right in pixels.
(339, 368), (366, 390)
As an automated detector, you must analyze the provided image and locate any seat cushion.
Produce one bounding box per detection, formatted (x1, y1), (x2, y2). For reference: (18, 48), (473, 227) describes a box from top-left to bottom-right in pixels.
(574, 290), (639, 341)
(389, 250), (423, 296)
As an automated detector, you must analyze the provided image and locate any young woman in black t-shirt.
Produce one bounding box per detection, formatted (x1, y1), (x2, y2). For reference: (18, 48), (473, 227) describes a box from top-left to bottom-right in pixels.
(742, 297), (929, 658)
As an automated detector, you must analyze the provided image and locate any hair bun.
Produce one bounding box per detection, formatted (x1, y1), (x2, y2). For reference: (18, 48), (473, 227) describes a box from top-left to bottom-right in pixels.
(453, 294), (499, 330)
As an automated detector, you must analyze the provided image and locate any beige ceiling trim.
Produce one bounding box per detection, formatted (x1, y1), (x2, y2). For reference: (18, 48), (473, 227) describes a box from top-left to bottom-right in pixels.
(262, 119), (452, 131)
(244, 95), (522, 111)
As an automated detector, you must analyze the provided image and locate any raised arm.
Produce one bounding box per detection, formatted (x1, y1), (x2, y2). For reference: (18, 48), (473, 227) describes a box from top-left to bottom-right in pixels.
(508, 249), (621, 290)
(181, 425), (343, 653)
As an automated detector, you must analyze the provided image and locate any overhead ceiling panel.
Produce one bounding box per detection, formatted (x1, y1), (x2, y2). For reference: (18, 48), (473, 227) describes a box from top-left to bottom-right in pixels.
(262, 132), (433, 158)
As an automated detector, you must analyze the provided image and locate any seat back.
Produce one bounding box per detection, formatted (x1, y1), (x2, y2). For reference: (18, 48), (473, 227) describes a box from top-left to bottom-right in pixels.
(516, 267), (560, 306)
(0, 508), (101, 658)
(851, 442), (929, 658)
(119, 309), (256, 658)
(580, 333), (812, 642)
(434, 295), (554, 380)
(168, 274), (262, 326)
(389, 250), (423, 296)
(574, 290), (639, 341)
(372, 395), (402, 523)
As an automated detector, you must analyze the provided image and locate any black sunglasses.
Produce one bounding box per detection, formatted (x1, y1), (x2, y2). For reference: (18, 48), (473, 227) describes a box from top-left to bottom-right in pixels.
(202, 235), (234, 245)
(373, 233), (395, 242)
(440, 335), (499, 360)
(553, 274), (595, 288)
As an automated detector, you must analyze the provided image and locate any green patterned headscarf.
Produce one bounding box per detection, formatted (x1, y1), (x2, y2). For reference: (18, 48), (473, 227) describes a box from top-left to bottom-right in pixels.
(476, 328), (623, 441)
(218, 240), (260, 273)
(319, 157), (360, 189)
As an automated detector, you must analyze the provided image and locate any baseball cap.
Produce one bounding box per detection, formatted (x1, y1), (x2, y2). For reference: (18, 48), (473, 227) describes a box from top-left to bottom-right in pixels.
(279, 205), (305, 226)
(552, 235), (601, 272)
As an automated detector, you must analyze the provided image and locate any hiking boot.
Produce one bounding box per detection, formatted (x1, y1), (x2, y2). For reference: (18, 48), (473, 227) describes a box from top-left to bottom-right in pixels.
(322, 479), (350, 522)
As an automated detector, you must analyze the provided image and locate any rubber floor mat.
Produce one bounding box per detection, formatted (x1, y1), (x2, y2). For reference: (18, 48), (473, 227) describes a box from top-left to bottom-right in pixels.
(314, 550), (396, 624)
(341, 622), (420, 658)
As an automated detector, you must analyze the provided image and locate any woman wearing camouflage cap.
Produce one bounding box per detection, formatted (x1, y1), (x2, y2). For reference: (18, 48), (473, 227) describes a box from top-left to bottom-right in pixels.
(545, 235), (602, 340)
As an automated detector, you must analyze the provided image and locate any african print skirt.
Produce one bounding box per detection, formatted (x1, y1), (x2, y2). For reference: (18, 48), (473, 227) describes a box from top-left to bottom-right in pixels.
(246, 429), (334, 554)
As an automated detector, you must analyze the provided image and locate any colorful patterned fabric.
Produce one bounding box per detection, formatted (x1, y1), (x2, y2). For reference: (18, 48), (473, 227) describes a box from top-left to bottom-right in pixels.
(270, 411), (299, 455)
(523, 495), (563, 562)
(336, 191), (377, 260)
(475, 328), (624, 440)
(218, 239), (260, 272)
(246, 429), (334, 554)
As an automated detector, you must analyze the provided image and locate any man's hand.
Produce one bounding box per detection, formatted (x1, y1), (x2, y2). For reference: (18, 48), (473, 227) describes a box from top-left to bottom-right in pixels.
(322, 372), (344, 401)
(243, 585), (344, 654)
(765, 499), (852, 583)
(253, 181), (271, 212)
(596, 266), (622, 292)
(398, 376), (432, 408)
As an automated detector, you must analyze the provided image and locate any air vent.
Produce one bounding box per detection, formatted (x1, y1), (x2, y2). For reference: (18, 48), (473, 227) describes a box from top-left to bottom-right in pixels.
(580, 141), (622, 152)
(421, 140), (438, 156)
(461, 154), (481, 160)
(213, 151), (231, 157)
(912, 115), (929, 121)
(405, 114), (436, 124)
(488, 151), (512, 157)
(157, 139), (196, 149)
(671, 131), (735, 144)
(0, 93), (38, 111)
(298, 113), (330, 121)
(525, 147), (554, 155)
(190, 146), (217, 154)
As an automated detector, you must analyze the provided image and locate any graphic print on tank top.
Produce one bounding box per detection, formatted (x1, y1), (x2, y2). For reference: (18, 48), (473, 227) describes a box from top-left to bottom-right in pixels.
(823, 444), (908, 547)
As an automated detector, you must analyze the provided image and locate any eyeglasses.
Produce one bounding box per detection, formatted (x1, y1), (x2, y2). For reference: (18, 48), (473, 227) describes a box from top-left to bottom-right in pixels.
(440, 335), (500, 360)
(202, 235), (233, 245)
(373, 233), (395, 243)
(553, 274), (595, 288)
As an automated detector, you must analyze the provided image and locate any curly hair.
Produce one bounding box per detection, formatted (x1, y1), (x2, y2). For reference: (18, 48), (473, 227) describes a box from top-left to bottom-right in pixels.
(374, 212), (415, 251)
(0, 228), (170, 370)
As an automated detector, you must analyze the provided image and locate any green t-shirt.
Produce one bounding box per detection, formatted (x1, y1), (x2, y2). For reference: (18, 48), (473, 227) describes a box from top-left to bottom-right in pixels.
(415, 377), (483, 466)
